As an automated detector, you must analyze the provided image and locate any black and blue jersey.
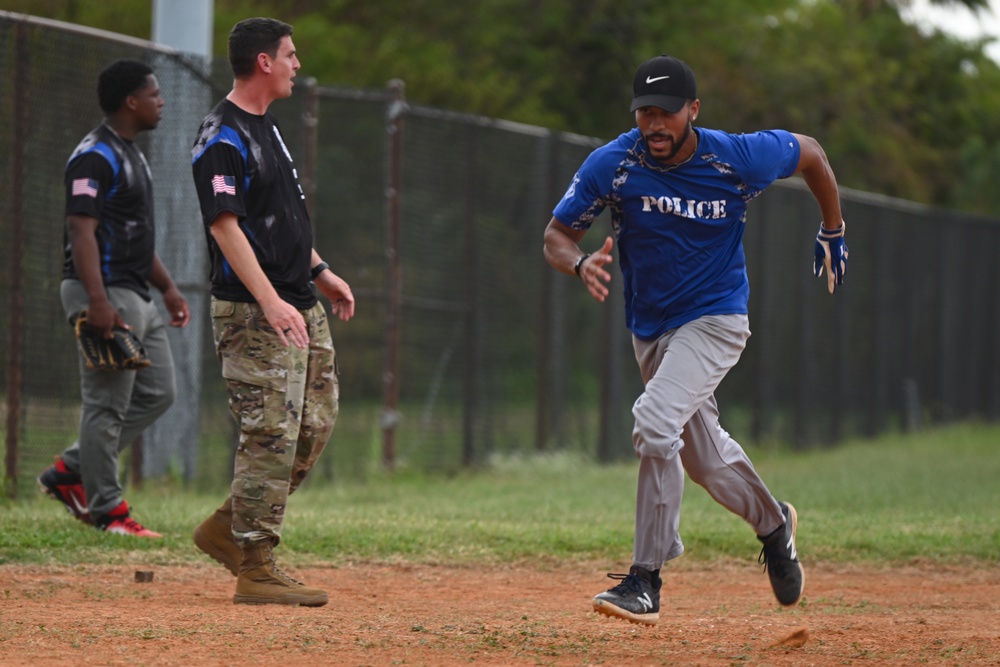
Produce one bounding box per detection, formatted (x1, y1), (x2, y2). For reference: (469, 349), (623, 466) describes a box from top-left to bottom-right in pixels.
(62, 123), (156, 300)
(191, 99), (316, 309)
(554, 127), (800, 340)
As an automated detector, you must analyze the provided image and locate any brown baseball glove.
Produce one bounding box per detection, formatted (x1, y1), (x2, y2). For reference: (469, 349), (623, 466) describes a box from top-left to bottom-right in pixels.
(73, 311), (152, 371)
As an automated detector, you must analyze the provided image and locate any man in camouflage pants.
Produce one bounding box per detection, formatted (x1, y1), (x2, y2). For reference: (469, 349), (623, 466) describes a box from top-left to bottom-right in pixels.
(190, 17), (355, 607)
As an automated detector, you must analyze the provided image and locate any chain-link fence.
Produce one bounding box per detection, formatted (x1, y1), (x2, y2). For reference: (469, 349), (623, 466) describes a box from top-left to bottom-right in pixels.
(3, 13), (1000, 497)
(1, 14), (228, 496)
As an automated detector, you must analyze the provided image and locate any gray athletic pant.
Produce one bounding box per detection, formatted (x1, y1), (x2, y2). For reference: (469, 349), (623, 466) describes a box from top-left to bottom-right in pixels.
(631, 314), (784, 571)
(59, 280), (177, 520)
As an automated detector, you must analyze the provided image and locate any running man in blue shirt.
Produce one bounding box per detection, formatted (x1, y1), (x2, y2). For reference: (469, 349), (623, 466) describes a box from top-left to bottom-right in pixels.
(543, 55), (848, 626)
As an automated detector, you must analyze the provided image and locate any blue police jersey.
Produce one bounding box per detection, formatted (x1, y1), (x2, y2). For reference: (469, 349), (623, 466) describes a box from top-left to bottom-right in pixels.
(553, 127), (800, 340)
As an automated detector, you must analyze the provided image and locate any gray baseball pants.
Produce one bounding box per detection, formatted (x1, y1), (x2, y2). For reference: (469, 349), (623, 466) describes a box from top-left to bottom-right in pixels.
(630, 313), (784, 570)
(58, 280), (177, 520)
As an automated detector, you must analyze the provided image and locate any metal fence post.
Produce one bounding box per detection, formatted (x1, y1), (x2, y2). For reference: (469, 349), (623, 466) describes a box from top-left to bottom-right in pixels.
(381, 80), (405, 470)
(4, 23), (29, 498)
(302, 77), (319, 217)
(462, 125), (479, 467)
(536, 132), (556, 451)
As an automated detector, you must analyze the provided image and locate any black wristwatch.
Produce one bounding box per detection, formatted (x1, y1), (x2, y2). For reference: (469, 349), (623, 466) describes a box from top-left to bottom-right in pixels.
(310, 261), (330, 281)
(573, 253), (591, 276)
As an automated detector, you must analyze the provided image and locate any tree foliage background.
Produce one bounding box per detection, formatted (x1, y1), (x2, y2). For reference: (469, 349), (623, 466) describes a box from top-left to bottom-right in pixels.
(6, 0), (1000, 215)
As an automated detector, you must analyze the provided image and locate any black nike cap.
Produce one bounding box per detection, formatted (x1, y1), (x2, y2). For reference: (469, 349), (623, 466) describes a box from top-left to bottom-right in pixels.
(630, 55), (697, 113)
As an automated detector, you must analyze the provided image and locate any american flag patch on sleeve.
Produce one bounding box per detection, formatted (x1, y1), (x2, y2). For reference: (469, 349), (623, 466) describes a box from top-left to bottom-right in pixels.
(71, 178), (99, 198)
(212, 175), (237, 196)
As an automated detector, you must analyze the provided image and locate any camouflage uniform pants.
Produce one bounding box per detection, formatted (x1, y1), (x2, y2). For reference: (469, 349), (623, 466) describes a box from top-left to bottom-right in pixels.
(210, 298), (339, 545)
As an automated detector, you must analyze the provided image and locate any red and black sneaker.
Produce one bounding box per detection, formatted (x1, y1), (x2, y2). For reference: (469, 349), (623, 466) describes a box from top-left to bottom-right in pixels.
(96, 501), (162, 538)
(37, 457), (92, 525)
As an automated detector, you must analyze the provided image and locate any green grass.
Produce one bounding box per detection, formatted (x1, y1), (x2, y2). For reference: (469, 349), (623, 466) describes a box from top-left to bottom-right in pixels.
(2, 421), (998, 568)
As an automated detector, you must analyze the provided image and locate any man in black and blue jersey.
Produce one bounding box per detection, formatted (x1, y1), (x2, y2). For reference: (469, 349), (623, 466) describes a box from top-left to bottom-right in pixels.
(39, 60), (191, 538)
(191, 17), (355, 608)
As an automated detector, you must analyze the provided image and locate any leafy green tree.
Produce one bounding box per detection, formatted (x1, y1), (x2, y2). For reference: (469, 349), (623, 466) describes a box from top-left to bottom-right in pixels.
(5, 0), (1000, 213)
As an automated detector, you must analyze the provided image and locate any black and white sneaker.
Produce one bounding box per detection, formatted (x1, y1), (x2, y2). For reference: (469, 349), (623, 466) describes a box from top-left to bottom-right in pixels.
(592, 565), (661, 626)
(758, 501), (804, 606)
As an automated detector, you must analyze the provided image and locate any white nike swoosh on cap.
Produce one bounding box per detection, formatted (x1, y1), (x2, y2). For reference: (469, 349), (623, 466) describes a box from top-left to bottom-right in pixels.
(645, 75), (670, 84)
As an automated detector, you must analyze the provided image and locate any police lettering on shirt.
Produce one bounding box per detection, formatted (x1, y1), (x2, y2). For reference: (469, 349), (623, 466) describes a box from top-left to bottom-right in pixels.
(639, 195), (727, 220)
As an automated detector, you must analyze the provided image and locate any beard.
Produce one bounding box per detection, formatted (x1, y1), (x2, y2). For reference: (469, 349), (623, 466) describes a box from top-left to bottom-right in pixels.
(644, 121), (693, 164)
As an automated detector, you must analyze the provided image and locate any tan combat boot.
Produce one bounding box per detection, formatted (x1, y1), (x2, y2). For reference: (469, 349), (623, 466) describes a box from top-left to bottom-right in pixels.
(193, 497), (241, 576)
(233, 540), (328, 607)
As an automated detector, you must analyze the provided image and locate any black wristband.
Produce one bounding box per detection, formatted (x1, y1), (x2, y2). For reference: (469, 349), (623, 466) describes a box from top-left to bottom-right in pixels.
(310, 261), (330, 281)
(573, 253), (591, 276)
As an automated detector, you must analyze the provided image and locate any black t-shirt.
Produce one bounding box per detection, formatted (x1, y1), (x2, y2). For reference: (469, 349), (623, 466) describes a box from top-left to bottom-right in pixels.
(62, 123), (156, 300)
(191, 99), (316, 308)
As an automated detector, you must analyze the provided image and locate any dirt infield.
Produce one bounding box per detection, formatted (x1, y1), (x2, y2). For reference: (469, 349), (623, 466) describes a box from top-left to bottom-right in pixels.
(1, 561), (998, 666)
